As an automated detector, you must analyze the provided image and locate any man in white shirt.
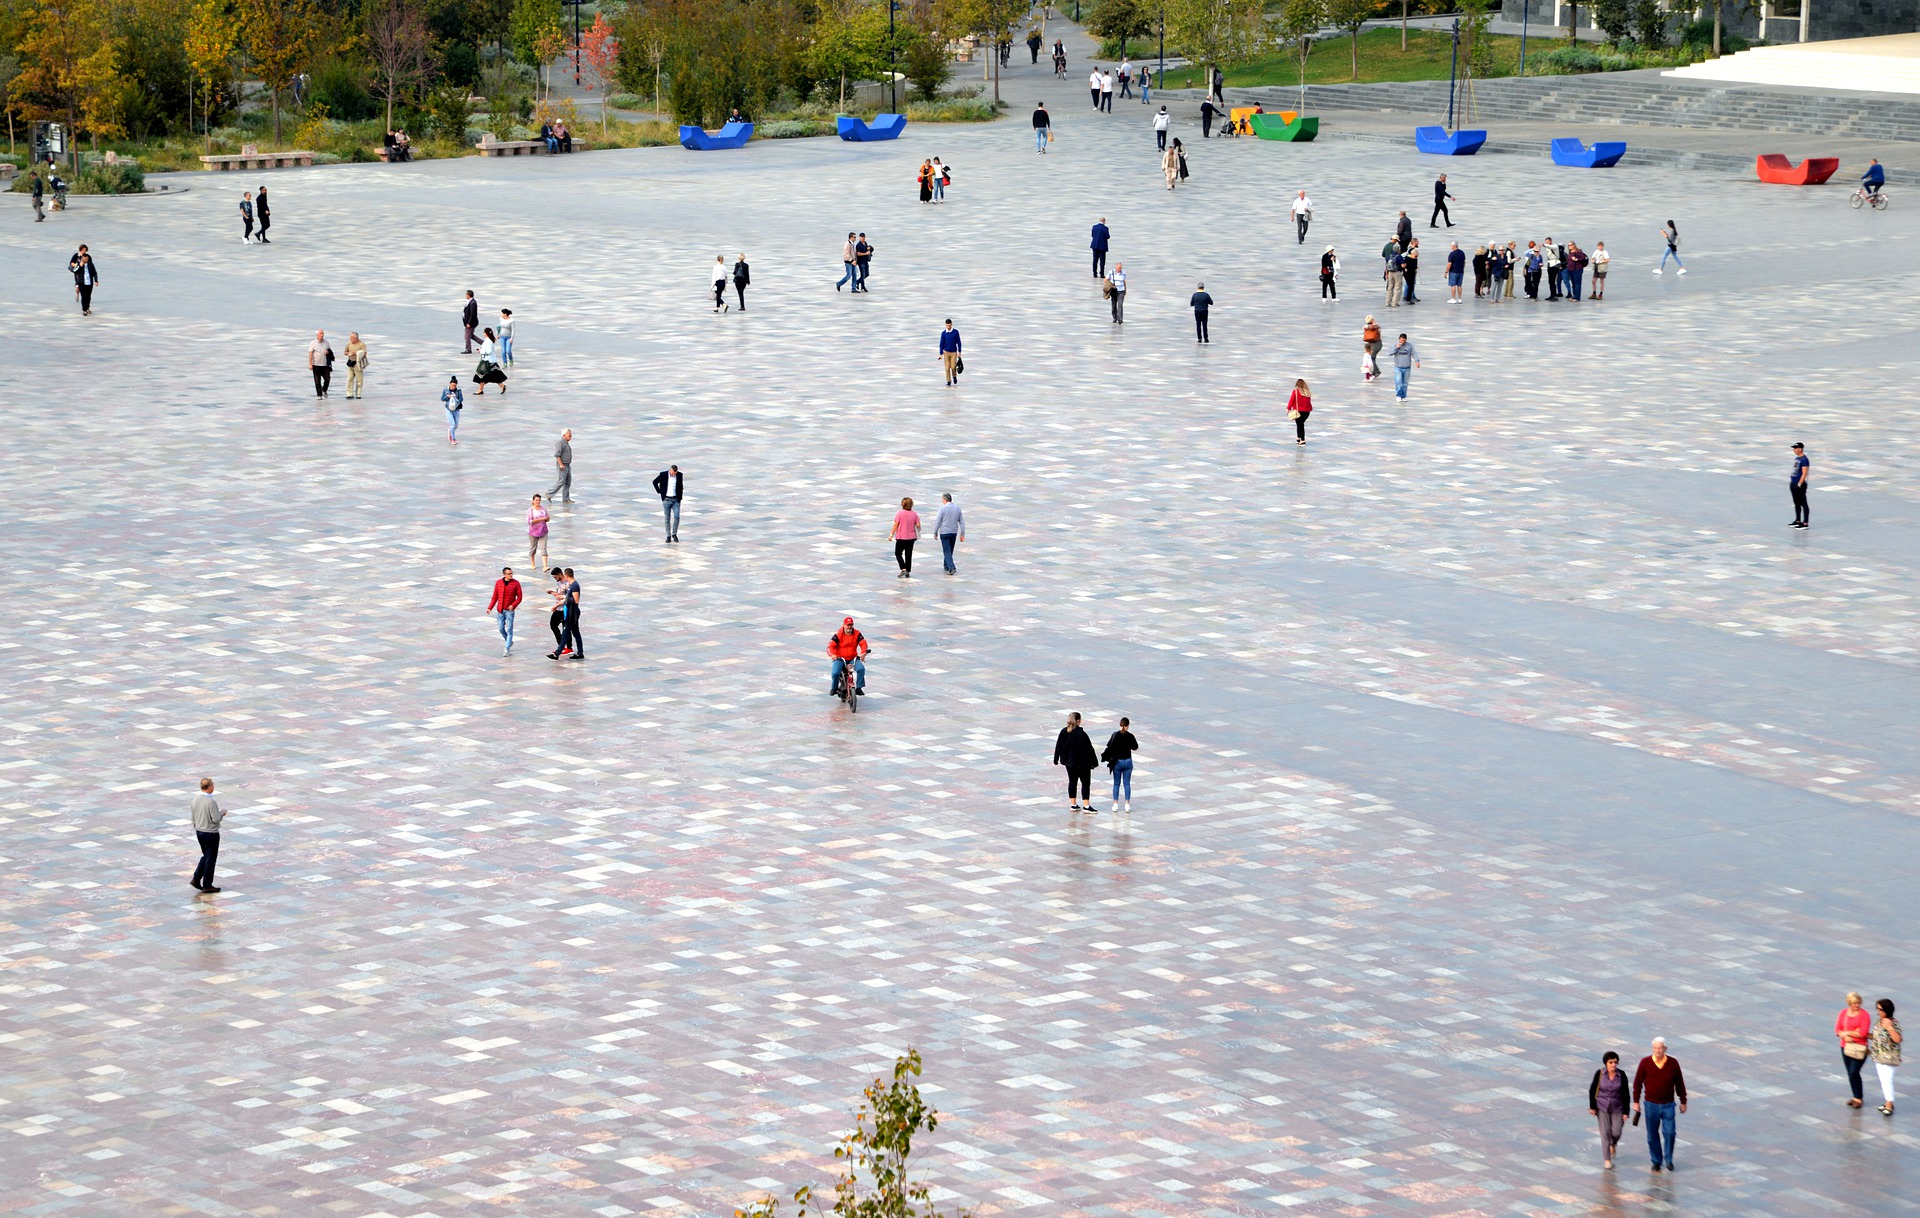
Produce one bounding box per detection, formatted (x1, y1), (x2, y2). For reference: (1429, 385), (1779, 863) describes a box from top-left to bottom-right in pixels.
(1107, 262), (1126, 324)
(1153, 106), (1170, 151)
(1100, 70), (1115, 112)
(1089, 68), (1102, 109)
(1118, 59), (1133, 99)
(189, 777), (227, 893)
(652, 464), (684, 543)
(1290, 191), (1313, 245)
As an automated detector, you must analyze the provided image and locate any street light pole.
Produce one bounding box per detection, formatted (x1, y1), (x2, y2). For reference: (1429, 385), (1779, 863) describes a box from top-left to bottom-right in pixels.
(574, 0), (581, 86)
(889, 0), (897, 112)
(1158, 4), (1165, 88)
(1519, 0), (1530, 77)
(1446, 18), (1459, 131)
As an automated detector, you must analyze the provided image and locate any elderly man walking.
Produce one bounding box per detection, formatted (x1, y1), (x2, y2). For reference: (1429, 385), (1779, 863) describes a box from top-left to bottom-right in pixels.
(188, 778), (227, 893)
(934, 492), (965, 574)
(1632, 1037), (1688, 1172)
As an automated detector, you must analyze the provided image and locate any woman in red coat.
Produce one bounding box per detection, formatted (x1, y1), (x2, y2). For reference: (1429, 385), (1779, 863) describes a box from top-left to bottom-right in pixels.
(1286, 379), (1313, 446)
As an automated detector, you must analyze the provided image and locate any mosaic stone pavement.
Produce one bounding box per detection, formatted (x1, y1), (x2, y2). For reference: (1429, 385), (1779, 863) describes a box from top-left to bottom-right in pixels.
(6, 48), (1920, 1218)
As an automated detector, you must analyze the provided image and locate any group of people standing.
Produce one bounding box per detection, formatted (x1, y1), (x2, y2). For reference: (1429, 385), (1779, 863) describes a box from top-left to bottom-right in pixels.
(1051, 713), (1141, 812)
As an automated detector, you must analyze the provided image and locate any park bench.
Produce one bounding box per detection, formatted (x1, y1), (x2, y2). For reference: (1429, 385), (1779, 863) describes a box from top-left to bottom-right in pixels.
(1755, 153), (1840, 185)
(198, 144), (314, 171)
(1414, 126), (1486, 156)
(1550, 137), (1628, 168)
(477, 136), (546, 156)
(836, 114), (907, 141)
(680, 121), (753, 150)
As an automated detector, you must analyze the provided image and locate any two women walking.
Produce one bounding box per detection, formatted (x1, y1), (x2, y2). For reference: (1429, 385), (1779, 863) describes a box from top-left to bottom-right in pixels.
(1838, 992), (1902, 1114)
(1161, 138), (1186, 191)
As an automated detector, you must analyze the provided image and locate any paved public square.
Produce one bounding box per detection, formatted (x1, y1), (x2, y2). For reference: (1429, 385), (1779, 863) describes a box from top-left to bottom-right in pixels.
(6, 52), (1920, 1217)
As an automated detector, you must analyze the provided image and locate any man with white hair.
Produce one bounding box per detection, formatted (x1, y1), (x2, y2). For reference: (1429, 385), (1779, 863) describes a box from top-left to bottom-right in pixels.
(1632, 1037), (1689, 1172)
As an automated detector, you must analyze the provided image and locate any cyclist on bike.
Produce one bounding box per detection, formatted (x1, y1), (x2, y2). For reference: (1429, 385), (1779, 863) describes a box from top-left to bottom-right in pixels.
(1862, 158), (1885, 199)
(827, 616), (869, 698)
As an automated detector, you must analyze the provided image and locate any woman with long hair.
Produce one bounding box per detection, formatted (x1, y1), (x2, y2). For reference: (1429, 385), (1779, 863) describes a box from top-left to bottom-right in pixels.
(473, 328), (508, 394)
(1656, 220), (1684, 275)
(1286, 378), (1313, 446)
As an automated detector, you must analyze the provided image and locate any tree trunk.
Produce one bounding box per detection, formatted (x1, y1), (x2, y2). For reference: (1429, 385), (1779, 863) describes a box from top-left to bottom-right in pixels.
(992, 41), (1001, 102)
(1351, 31), (1359, 77)
(1567, 2), (1578, 42)
(1402, 0), (1408, 49)
(272, 88), (282, 143)
(386, 85), (394, 131)
(1712, 0), (1721, 54)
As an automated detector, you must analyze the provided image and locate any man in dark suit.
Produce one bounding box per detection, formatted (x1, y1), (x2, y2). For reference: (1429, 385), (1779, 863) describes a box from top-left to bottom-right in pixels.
(462, 290), (479, 352)
(1090, 218), (1110, 278)
(652, 464), (684, 543)
(1189, 282), (1213, 344)
(1430, 174), (1455, 228)
(255, 184), (272, 242)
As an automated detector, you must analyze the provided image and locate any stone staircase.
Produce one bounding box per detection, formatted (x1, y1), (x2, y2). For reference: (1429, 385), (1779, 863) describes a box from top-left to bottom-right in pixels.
(1209, 71), (1920, 143)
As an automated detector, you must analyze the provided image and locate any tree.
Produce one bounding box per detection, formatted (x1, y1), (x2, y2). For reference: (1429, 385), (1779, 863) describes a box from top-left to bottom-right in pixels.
(1165, 0), (1270, 97)
(948, 0), (1024, 102)
(809, 0), (890, 110)
(365, 0), (433, 129)
(1633, 0), (1664, 47)
(185, 0), (240, 150)
(534, 20), (567, 97)
(1276, 0), (1324, 114)
(1591, 0), (1632, 45)
(507, 0), (561, 65)
(1326, 0), (1374, 79)
(239, 0), (322, 142)
(578, 10), (617, 134)
(15, 0), (122, 167)
(1088, 0), (1152, 57)
(0, 54), (23, 155)
(899, 25), (950, 101)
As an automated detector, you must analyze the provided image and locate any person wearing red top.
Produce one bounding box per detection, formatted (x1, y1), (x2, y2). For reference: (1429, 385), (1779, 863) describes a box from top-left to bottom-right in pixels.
(1632, 1038), (1688, 1172)
(827, 617), (869, 697)
(487, 566), (523, 657)
(1838, 991), (1873, 1107)
(1286, 379), (1313, 446)
(889, 497), (921, 578)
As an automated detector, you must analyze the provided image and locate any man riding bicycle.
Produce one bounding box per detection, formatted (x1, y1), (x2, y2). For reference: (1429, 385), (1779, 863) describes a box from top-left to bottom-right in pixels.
(1863, 158), (1885, 198)
(827, 616), (869, 698)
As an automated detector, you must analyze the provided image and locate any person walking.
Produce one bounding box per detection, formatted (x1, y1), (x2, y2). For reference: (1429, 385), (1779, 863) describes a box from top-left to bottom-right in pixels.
(1286, 378), (1312, 446)
(1101, 718), (1139, 813)
(1190, 282), (1213, 343)
(1839, 991), (1873, 1108)
(1118, 58), (1133, 99)
(1088, 66), (1102, 109)
(1362, 315), (1382, 380)
(527, 493), (551, 570)
(710, 255), (731, 312)
(240, 190), (256, 243)
(854, 233), (874, 292)
(1161, 139), (1181, 191)
(934, 492), (964, 573)
(1101, 68), (1115, 112)
(1033, 102), (1051, 153)
(254, 184), (271, 243)
(1430, 174), (1455, 228)
(1383, 240), (1403, 309)
(544, 566), (570, 657)
(653, 463), (684, 543)
(1588, 1051), (1630, 1170)
(1655, 220), (1685, 274)
(939, 319), (962, 385)
(1140, 63), (1152, 103)
(1591, 241), (1610, 299)
(1873, 998), (1903, 1115)
(1631, 1037), (1688, 1172)
(488, 565), (522, 656)
(1106, 262), (1127, 323)
(1091, 218), (1111, 278)
(1027, 28), (1042, 62)
(1291, 190), (1313, 244)
(890, 496), (920, 578)
(1396, 210), (1413, 251)
(473, 328), (508, 393)
(1789, 442), (1811, 528)
(72, 250), (100, 316)
(30, 171), (45, 222)
(1053, 712), (1099, 811)
(1446, 242), (1466, 303)
(549, 429), (573, 503)
(1153, 107), (1169, 151)
(836, 232), (859, 291)
(1320, 247), (1338, 300)
(1199, 97), (1218, 139)
(306, 329), (333, 397)
(343, 332), (368, 398)
(441, 376), (463, 445)
(554, 567), (584, 661)
(462, 290), (480, 352)
(188, 777), (226, 893)
(1390, 333), (1420, 401)
(497, 309), (514, 365)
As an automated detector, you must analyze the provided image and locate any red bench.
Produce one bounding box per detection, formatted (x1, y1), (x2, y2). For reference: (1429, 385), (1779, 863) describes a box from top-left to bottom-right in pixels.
(1756, 154), (1840, 185)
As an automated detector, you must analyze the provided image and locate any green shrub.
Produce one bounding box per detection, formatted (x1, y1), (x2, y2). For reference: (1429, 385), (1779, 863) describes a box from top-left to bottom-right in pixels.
(759, 118), (826, 138)
(903, 96), (1000, 121)
(607, 92), (647, 110)
(73, 161), (147, 194)
(1679, 17), (1749, 53)
(426, 86), (477, 140)
(311, 56), (381, 121)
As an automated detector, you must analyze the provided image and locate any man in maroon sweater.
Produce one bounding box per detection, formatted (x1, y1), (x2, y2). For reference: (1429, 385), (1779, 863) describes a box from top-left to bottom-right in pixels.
(1632, 1037), (1688, 1171)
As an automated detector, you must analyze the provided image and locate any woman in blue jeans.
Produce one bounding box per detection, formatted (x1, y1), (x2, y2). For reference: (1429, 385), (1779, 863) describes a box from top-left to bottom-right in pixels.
(1102, 717), (1139, 813)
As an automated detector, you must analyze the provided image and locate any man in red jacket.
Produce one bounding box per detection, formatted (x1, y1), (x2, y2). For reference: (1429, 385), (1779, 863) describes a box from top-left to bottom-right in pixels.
(1632, 1037), (1688, 1172)
(488, 566), (523, 656)
(827, 617), (869, 697)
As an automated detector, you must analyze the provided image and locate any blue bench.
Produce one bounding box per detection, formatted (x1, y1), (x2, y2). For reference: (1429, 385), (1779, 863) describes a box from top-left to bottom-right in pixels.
(1414, 126), (1486, 156)
(836, 113), (907, 141)
(680, 121), (753, 150)
(1550, 137), (1627, 168)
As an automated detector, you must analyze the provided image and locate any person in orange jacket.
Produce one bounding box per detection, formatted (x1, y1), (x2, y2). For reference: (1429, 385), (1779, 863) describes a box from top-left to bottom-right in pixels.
(827, 617), (870, 697)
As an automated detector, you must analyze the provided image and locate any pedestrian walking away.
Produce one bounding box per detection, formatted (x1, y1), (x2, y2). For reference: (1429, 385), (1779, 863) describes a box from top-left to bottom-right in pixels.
(1033, 102), (1051, 152)
(1101, 718), (1139, 813)
(1839, 991), (1873, 1107)
(653, 463), (684, 542)
(441, 376), (463, 444)
(1153, 106), (1169, 151)
(1091, 217), (1111, 277)
(1089, 67), (1102, 109)
(473, 328), (508, 393)
(1632, 1037), (1688, 1171)
(1106, 263), (1127, 323)
(343, 332), (368, 398)
(1320, 246), (1339, 300)
(1396, 210), (1413, 251)
(188, 777), (227, 892)
(934, 492), (964, 573)
(1789, 442), (1811, 527)
(306, 330), (334, 397)
(1291, 190), (1313, 244)
(1053, 712), (1099, 810)
(462, 290), (479, 352)
(527, 493), (551, 570)
(1588, 1052), (1630, 1169)
(1383, 240), (1403, 308)
(1118, 58), (1133, 99)
(1199, 97), (1218, 138)
(1430, 174), (1456, 227)
(1027, 28), (1042, 62)
(1190, 282), (1213, 343)
(1591, 242), (1610, 299)
(855, 233), (874, 291)
(488, 566), (522, 655)
(240, 191), (255, 243)
(939, 319), (963, 385)
(497, 309), (514, 364)
(1391, 334), (1420, 400)
(836, 232), (859, 291)
(549, 429), (573, 502)
(1287, 378), (1312, 445)
(255, 184), (271, 242)
(1655, 220), (1685, 274)
(890, 497), (920, 577)
(711, 255), (731, 311)
(1872, 998), (1903, 1115)
(1101, 69), (1114, 111)
(1362, 315), (1382, 379)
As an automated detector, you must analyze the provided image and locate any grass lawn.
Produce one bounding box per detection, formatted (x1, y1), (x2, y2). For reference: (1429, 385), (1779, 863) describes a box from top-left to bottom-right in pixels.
(1207, 27), (1537, 90)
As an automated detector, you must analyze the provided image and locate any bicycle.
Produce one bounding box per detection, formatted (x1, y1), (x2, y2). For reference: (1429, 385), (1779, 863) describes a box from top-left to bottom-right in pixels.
(1850, 185), (1889, 211)
(832, 653), (868, 713)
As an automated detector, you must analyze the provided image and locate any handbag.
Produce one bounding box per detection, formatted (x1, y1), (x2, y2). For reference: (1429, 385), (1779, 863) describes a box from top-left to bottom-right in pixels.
(1287, 409), (1300, 421)
(474, 358), (495, 378)
(1845, 1041), (1869, 1060)
(1046, 129), (1054, 143)
(954, 355), (964, 375)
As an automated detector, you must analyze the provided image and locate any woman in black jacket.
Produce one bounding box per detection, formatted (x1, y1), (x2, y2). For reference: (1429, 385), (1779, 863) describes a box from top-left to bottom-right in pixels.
(1101, 718), (1139, 813)
(1052, 712), (1099, 811)
(732, 254), (750, 311)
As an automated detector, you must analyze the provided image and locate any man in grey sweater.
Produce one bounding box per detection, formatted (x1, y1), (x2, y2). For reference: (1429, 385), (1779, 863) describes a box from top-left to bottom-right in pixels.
(189, 777), (226, 893)
(934, 493), (965, 574)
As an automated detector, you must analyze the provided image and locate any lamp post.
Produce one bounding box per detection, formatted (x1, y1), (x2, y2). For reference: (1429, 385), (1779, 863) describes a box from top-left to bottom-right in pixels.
(889, 0), (897, 112)
(1446, 17), (1459, 131)
(1519, 0), (1530, 77)
(565, 0), (582, 86)
(1158, 3), (1165, 89)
